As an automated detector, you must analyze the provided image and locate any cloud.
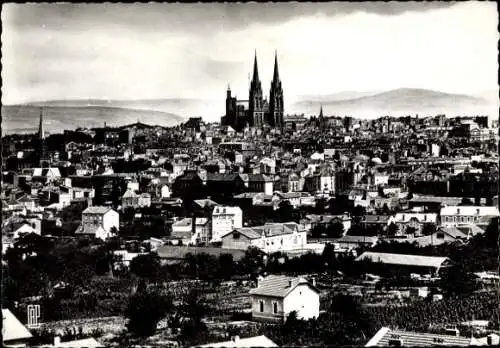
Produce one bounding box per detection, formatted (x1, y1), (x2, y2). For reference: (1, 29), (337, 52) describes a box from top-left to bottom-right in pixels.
(3, 3), (460, 34)
(1, 1), (497, 122)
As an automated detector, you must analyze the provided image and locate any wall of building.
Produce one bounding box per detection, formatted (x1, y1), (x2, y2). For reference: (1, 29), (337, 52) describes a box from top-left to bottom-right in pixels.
(283, 285), (319, 321)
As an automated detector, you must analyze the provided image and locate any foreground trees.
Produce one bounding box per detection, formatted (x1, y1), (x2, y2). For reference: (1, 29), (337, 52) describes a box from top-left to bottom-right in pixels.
(125, 289), (173, 337)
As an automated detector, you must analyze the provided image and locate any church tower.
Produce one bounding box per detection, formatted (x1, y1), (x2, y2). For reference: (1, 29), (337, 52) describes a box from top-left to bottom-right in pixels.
(319, 104), (325, 129)
(38, 107), (48, 167)
(249, 51), (264, 128)
(269, 50), (284, 130)
(38, 107), (45, 141)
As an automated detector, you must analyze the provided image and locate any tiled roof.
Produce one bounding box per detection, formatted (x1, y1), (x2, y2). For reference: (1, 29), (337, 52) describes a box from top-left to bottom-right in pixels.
(439, 227), (469, 239)
(83, 206), (112, 215)
(365, 327), (474, 347)
(196, 335), (278, 348)
(206, 173), (241, 182)
(356, 252), (449, 268)
(172, 218), (192, 227)
(122, 189), (137, 198)
(2, 308), (33, 342)
(363, 215), (391, 223)
(337, 235), (378, 244)
(156, 245), (246, 261)
(194, 199), (219, 208)
(249, 274), (319, 298)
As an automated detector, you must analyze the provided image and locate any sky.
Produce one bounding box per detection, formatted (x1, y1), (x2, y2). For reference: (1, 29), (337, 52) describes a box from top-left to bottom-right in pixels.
(2, 2), (498, 115)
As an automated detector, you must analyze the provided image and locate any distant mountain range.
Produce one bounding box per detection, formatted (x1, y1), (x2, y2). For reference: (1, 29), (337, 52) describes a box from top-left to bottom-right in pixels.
(26, 98), (217, 117)
(2, 88), (497, 134)
(1, 105), (185, 135)
(292, 88), (498, 118)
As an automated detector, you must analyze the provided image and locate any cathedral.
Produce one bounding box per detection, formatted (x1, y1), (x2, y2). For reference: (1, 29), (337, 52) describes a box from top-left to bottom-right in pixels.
(221, 51), (284, 132)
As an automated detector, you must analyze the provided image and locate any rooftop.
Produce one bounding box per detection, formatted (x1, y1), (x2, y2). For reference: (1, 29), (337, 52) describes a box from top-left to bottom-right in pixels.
(365, 327), (476, 347)
(196, 335), (278, 348)
(83, 206), (113, 215)
(2, 308), (33, 342)
(356, 252), (450, 269)
(248, 274), (319, 298)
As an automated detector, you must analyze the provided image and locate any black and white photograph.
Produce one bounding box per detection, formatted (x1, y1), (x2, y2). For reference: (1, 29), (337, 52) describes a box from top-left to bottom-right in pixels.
(1, 2), (499, 347)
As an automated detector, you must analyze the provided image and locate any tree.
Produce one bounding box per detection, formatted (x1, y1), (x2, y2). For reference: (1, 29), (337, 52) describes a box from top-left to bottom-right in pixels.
(277, 200), (295, 222)
(388, 223), (399, 236)
(311, 225), (327, 238)
(239, 247), (265, 276)
(217, 254), (234, 280)
(315, 198), (328, 214)
(440, 263), (477, 296)
(129, 254), (161, 282)
(125, 290), (172, 337)
(422, 223), (437, 236)
(327, 221), (344, 238)
(405, 226), (417, 236)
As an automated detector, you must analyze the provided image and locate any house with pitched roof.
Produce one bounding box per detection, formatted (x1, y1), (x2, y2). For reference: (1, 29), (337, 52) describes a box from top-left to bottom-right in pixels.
(393, 211), (439, 235)
(249, 275), (320, 322)
(75, 206), (119, 240)
(221, 222), (307, 253)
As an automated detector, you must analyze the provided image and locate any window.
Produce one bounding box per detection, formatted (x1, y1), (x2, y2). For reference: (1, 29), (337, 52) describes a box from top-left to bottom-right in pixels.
(259, 300), (264, 313)
(273, 302), (278, 314)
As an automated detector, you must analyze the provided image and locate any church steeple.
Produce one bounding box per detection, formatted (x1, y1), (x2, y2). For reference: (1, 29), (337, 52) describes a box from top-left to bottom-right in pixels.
(249, 50), (264, 128)
(319, 105), (324, 119)
(38, 107), (45, 140)
(269, 50), (284, 130)
(273, 50), (280, 82)
(252, 50), (259, 83)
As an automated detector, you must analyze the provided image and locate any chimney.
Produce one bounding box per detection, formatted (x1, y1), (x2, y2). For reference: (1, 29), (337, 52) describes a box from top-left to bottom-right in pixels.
(487, 334), (499, 346)
(288, 280), (293, 287)
(54, 336), (61, 346)
(312, 277), (316, 287)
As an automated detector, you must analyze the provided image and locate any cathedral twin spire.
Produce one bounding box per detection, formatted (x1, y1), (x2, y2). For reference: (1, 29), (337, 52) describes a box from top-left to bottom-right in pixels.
(226, 49), (283, 130)
(251, 49), (280, 87)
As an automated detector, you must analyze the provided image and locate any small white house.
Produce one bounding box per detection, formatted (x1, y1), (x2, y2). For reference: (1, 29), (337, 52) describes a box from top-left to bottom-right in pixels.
(211, 206), (243, 242)
(249, 275), (320, 322)
(75, 206), (119, 240)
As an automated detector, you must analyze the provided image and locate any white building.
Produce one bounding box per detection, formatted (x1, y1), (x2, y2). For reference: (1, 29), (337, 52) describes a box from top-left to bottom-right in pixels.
(196, 335), (277, 348)
(220, 222), (307, 254)
(75, 206), (119, 240)
(373, 173), (389, 186)
(160, 184), (171, 198)
(249, 275), (320, 322)
(440, 206), (499, 228)
(211, 206), (243, 242)
(393, 212), (439, 235)
(171, 217), (211, 245)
